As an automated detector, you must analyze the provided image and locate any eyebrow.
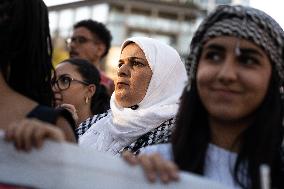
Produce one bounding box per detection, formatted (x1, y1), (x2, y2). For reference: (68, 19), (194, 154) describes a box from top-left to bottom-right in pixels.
(58, 74), (71, 78)
(239, 48), (264, 58)
(203, 44), (225, 52)
(204, 43), (264, 57)
(119, 57), (146, 63)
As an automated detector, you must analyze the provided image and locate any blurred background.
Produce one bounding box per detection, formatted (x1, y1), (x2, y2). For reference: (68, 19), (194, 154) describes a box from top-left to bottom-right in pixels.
(44, 0), (283, 79)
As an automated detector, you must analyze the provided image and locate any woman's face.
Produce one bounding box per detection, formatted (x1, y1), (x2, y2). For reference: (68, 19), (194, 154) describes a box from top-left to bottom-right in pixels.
(52, 62), (91, 110)
(197, 36), (272, 123)
(115, 43), (152, 108)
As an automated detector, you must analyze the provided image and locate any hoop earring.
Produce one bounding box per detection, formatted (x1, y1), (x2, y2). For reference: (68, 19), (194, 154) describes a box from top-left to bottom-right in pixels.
(85, 97), (89, 104)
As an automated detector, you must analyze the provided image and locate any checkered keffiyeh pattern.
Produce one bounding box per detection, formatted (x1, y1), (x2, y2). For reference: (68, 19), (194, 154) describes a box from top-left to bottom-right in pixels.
(120, 118), (175, 155)
(76, 112), (109, 137)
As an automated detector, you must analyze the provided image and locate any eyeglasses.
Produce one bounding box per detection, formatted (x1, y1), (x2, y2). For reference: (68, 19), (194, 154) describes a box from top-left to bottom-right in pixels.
(51, 75), (89, 91)
(66, 36), (97, 46)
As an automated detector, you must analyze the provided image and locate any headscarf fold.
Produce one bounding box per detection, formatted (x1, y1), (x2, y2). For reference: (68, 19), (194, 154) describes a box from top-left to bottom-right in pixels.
(79, 37), (187, 155)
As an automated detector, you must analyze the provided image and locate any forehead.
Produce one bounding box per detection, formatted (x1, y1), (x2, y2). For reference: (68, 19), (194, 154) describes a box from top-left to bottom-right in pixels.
(55, 62), (80, 76)
(73, 27), (94, 38)
(120, 43), (147, 60)
(203, 36), (266, 54)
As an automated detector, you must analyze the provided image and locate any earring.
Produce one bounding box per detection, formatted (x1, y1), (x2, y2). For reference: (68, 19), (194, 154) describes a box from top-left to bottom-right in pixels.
(85, 97), (89, 104)
(280, 86), (284, 99)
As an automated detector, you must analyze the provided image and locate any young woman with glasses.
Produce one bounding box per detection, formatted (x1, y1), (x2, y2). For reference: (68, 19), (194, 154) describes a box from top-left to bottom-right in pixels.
(52, 58), (110, 128)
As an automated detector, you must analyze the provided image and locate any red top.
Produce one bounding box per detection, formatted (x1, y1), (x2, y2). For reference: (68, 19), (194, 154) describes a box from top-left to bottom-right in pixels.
(100, 71), (114, 95)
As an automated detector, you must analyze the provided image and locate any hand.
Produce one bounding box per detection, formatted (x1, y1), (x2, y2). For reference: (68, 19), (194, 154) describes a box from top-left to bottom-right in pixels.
(5, 118), (65, 151)
(57, 104), (78, 125)
(122, 151), (179, 183)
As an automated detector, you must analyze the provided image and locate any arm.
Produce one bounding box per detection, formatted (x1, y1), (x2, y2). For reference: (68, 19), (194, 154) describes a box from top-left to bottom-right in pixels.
(5, 118), (66, 151)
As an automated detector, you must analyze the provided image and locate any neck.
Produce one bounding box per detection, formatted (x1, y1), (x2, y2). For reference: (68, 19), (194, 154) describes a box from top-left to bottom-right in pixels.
(0, 72), (37, 128)
(0, 72), (15, 96)
(77, 105), (93, 126)
(209, 116), (252, 152)
(91, 60), (101, 70)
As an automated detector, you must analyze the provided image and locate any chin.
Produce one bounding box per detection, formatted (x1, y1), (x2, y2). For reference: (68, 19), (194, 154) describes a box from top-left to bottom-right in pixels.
(114, 95), (129, 108)
(210, 110), (251, 123)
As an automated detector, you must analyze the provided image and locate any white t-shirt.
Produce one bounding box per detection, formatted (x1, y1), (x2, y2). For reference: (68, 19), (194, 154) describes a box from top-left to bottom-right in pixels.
(141, 143), (245, 189)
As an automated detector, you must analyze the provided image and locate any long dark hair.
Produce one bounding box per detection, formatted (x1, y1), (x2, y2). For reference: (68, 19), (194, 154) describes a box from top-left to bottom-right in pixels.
(61, 58), (110, 114)
(0, 0), (53, 106)
(172, 65), (284, 189)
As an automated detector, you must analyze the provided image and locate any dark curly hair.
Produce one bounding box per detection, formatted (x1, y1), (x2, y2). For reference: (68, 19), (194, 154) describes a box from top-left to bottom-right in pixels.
(74, 19), (112, 58)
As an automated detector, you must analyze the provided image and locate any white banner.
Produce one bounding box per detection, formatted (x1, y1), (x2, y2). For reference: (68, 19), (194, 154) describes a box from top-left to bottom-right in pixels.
(0, 132), (231, 189)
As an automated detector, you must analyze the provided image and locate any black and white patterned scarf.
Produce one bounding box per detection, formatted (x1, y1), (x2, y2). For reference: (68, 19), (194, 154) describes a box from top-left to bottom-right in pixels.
(120, 118), (175, 155)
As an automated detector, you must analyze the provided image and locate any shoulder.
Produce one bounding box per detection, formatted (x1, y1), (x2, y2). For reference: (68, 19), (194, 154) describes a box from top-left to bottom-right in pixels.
(27, 105), (58, 124)
(27, 105), (77, 142)
(121, 118), (176, 155)
(76, 111), (109, 137)
(100, 71), (113, 85)
(99, 71), (114, 93)
(27, 105), (75, 126)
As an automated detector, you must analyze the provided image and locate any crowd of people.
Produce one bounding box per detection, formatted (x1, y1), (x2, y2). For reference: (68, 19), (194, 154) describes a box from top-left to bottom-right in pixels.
(1, 0), (284, 188)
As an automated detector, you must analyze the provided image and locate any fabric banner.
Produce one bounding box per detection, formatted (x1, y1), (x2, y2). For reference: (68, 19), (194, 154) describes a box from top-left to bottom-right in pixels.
(0, 132), (230, 189)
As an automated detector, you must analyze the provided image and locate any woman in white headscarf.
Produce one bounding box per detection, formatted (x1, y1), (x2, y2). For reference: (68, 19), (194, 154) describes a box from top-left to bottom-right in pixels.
(77, 36), (187, 155)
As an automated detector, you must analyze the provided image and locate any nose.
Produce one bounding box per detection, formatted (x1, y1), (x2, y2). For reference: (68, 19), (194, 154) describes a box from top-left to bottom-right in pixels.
(117, 63), (130, 77)
(51, 82), (60, 92)
(68, 40), (77, 50)
(217, 56), (237, 84)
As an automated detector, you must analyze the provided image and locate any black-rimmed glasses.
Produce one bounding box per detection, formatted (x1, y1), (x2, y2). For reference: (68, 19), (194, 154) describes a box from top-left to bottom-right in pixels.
(51, 75), (89, 91)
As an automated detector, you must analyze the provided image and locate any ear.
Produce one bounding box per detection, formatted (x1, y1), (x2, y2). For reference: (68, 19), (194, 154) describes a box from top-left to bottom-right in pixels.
(86, 84), (96, 98)
(96, 43), (106, 58)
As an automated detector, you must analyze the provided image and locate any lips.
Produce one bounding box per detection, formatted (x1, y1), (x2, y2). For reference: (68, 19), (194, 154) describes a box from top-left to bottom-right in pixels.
(69, 51), (79, 57)
(116, 81), (129, 88)
(210, 87), (241, 101)
(53, 98), (62, 106)
(212, 87), (240, 94)
(117, 81), (129, 85)
(53, 93), (63, 106)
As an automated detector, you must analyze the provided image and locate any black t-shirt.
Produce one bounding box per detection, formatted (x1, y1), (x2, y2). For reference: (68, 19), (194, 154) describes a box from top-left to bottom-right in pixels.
(26, 105), (77, 141)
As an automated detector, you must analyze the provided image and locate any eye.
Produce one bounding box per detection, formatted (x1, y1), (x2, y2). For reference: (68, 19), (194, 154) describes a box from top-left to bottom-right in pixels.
(118, 62), (123, 68)
(204, 51), (222, 62)
(77, 36), (88, 44)
(132, 60), (144, 67)
(59, 76), (71, 85)
(238, 55), (259, 66)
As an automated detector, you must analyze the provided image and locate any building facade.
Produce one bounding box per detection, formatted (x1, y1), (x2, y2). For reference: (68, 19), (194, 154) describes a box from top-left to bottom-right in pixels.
(48, 0), (203, 77)
(48, 0), (249, 77)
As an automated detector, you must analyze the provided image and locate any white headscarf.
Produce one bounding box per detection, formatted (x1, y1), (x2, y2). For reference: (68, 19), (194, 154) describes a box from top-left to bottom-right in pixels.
(79, 37), (187, 155)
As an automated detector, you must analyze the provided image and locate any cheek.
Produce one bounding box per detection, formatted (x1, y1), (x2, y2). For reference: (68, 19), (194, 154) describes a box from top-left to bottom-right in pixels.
(131, 71), (152, 100)
(244, 73), (271, 106)
(61, 91), (74, 103)
(196, 64), (215, 96)
(62, 89), (84, 104)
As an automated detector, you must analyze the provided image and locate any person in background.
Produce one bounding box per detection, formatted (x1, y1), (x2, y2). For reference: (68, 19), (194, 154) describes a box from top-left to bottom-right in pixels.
(67, 19), (114, 95)
(0, 0), (76, 155)
(123, 5), (284, 189)
(78, 36), (187, 155)
(52, 58), (110, 130)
